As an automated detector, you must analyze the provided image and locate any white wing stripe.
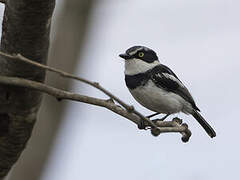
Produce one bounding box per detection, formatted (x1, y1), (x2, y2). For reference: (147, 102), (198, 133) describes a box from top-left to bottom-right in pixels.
(156, 73), (162, 78)
(162, 73), (185, 87)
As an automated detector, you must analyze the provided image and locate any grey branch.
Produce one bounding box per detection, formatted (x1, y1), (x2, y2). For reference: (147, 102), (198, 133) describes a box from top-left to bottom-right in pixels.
(0, 51), (191, 142)
(0, 75), (191, 141)
(0, 51), (158, 130)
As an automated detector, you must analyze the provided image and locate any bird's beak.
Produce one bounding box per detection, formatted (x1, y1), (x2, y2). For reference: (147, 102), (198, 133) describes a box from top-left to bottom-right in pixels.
(119, 53), (131, 60)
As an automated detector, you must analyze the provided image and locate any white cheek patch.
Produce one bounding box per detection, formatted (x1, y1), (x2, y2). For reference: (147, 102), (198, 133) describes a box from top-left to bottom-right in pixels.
(125, 59), (160, 75)
(162, 73), (185, 87)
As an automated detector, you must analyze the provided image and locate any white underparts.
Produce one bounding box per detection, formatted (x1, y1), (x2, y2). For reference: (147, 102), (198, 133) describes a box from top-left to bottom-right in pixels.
(129, 80), (193, 114)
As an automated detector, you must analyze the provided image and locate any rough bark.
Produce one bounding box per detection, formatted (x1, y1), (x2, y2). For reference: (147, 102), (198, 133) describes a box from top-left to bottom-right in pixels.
(0, 0), (55, 178)
(7, 0), (95, 180)
(9, 1), (94, 180)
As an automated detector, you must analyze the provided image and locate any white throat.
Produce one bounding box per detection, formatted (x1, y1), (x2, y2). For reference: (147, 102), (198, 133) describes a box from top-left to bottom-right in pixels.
(124, 58), (160, 75)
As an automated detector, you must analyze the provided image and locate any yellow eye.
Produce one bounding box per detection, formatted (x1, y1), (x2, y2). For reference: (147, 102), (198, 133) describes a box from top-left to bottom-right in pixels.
(138, 52), (144, 57)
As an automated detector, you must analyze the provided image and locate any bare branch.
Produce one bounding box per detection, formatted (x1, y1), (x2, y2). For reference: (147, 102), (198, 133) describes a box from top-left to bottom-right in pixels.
(0, 51), (192, 141)
(0, 75), (191, 142)
(0, 51), (158, 130)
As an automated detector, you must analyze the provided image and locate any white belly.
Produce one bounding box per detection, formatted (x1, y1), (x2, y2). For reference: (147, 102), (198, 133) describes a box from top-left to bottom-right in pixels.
(129, 80), (192, 114)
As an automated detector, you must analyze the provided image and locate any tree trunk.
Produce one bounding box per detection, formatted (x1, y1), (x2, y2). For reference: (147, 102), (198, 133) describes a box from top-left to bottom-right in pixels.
(0, 0), (55, 178)
(9, 1), (94, 180)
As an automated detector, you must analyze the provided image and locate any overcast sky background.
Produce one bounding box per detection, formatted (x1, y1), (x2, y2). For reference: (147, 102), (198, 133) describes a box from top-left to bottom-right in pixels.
(4, 1), (239, 180)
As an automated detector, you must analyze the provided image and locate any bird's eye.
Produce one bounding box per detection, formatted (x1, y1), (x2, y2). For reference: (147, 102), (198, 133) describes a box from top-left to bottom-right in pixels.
(138, 52), (144, 57)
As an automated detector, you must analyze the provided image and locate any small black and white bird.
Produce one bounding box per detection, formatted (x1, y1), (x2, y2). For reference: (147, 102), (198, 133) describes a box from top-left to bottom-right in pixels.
(119, 45), (216, 138)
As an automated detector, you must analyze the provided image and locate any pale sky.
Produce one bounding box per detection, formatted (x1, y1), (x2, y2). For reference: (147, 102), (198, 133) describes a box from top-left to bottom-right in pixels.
(41, 1), (240, 180)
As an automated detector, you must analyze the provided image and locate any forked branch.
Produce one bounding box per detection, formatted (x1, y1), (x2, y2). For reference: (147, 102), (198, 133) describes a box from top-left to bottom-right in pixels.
(0, 52), (192, 142)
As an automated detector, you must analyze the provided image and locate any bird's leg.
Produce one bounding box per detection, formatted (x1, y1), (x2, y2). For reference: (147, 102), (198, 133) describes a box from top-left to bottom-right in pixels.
(160, 114), (170, 121)
(152, 114), (170, 123)
(137, 119), (146, 130)
(146, 112), (160, 119)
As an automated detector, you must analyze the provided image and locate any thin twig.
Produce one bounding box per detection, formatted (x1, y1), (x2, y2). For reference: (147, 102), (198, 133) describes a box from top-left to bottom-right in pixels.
(0, 51), (157, 129)
(0, 75), (191, 142)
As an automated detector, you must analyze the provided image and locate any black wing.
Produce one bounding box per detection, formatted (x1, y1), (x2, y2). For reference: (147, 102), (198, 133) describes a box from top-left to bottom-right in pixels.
(149, 64), (200, 111)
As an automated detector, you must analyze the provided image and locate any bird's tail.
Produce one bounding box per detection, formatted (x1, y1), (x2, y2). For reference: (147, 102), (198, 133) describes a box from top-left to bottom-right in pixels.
(192, 110), (216, 138)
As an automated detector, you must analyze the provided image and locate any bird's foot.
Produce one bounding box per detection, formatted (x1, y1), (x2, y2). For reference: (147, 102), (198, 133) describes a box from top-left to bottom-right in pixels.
(137, 119), (146, 130)
(138, 112), (160, 129)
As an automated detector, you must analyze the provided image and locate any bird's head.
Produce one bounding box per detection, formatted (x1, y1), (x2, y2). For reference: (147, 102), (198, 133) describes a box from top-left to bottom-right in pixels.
(119, 46), (160, 75)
